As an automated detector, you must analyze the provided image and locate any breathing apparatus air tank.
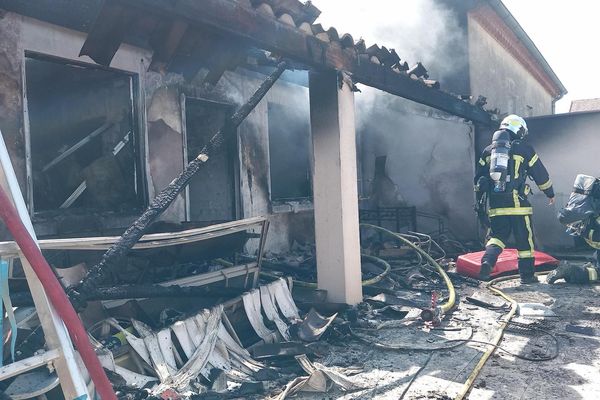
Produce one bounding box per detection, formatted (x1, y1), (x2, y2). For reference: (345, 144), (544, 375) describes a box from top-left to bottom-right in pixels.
(489, 129), (511, 192)
(558, 174), (600, 236)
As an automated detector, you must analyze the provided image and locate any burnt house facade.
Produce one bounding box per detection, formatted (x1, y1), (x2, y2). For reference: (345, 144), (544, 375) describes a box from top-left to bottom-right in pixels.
(0, 0), (566, 253)
(0, 0), (569, 304)
(0, 2), (317, 253)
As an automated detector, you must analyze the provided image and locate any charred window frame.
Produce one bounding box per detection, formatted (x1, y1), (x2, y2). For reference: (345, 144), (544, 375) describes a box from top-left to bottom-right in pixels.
(267, 102), (312, 203)
(22, 52), (146, 216)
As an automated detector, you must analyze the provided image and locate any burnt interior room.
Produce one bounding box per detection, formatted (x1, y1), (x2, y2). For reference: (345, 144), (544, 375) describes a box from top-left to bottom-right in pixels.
(184, 98), (237, 223)
(267, 101), (312, 202)
(25, 54), (144, 215)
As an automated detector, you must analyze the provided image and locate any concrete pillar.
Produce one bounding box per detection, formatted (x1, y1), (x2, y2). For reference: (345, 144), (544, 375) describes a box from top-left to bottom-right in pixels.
(309, 70), (362, 305)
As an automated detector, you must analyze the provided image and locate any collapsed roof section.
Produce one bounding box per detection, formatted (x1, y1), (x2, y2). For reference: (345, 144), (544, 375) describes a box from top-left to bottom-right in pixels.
(72, 0), (493, 125)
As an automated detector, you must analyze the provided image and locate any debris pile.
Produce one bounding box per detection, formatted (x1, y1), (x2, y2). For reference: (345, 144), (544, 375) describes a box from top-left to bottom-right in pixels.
(86, 278), (346, 399)
(0, 209), (578, 400)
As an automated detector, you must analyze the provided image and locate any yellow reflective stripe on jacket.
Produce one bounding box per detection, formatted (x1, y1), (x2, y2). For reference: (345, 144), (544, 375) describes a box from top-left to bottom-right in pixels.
(478, 158), (486, 166)
(584, 238), (600, 249)
(538, 179), (553, 191)
(528, 153), (539, 167)
(487, 238), (506, 249)
(513, 155), (524, 179)
(512, 190), (521, 208)
(488, 207), (533, 217)
(585, 229), (600, 249)
(518, 250), (534, 258)
(587, 267), (598, 281)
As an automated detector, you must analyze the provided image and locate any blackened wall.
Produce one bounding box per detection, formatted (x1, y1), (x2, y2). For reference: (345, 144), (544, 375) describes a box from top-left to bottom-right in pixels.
(358, 88), (478, 240)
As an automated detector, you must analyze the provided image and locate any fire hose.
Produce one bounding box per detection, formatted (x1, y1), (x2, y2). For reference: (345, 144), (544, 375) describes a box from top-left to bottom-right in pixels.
(0, 186), (116, 400)
(359, 224), (456, 321)
(455, 272), (554, 400)
(257, 254), (391, 288)
(257, 224), (455, 319)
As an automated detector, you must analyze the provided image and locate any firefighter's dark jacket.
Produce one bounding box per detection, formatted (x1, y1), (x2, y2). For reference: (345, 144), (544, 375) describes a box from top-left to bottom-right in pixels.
(582, 183), (600, 250)
(475, 134), (554, 217)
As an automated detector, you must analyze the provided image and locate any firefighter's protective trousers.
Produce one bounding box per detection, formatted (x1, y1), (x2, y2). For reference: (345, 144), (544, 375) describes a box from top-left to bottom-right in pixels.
(482, 214), (536, 278)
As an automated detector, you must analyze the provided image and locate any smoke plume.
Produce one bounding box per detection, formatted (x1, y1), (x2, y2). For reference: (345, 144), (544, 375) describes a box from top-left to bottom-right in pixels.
(315, 0), (467, 83)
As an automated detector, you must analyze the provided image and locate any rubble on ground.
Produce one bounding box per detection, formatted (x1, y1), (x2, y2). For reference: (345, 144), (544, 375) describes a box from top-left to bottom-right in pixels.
(2, 217), (600, 399)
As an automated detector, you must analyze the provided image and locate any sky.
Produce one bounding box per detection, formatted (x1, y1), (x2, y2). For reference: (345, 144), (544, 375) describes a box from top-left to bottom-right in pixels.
(314, 0), (600, 114)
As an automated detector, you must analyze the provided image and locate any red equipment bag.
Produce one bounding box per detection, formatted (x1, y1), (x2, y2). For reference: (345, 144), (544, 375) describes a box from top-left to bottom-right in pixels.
(456, 249), (559, 279)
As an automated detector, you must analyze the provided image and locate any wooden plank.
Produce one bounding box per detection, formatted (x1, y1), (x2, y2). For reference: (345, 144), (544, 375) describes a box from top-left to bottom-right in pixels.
(42, 122), (113, 172)
(164, 262), (257, 288)
(0, 217), (266, 256)
(79, 0), (135, 66)
(202, 45), (247, 86)
(102, 263), (258, 308)
(0, 350), (60, 382)
(59, 181), (87, 209)
(354, 62), (493, 123)
(149, 19), (189, 71)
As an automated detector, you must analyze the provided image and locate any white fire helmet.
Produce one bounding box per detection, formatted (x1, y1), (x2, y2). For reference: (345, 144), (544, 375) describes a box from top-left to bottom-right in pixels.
(500, 114), (528, 139)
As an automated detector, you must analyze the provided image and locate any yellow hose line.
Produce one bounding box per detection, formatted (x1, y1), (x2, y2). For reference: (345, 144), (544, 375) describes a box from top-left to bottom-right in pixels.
(258, 254), (391, 288)
(455, 272), (549, 400)
(360, 224), (456, 314)
(361, 254), (392, 286)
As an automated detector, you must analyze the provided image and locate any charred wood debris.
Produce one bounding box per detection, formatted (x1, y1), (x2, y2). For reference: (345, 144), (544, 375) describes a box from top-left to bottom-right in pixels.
(4, 216), (485, 400)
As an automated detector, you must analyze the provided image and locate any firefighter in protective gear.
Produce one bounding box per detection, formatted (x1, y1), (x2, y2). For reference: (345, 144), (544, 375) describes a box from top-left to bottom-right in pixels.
(547, 219), (600, 283)
(474, 114), (555, 283)
(548, 176), (600, 284)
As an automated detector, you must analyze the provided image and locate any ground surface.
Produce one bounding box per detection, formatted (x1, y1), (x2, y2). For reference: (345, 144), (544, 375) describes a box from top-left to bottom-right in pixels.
(288, 276), (600, 399)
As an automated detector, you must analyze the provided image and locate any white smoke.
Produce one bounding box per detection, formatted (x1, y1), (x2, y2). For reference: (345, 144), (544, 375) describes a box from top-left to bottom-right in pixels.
(314, 0), (467, 82)
(315, 0), (477, 238)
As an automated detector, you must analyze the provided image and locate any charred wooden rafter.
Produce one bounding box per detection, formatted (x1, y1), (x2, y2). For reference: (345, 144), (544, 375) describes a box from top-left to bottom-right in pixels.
(79, 0), (134, 66)
(148, 19), (189, 72)
(81, 0), (492, 124)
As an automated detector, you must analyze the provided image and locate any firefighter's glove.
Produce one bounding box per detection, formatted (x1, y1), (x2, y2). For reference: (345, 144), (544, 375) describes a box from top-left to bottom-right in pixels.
(546, 262), (599, 284)
(475, 176), (490, 193)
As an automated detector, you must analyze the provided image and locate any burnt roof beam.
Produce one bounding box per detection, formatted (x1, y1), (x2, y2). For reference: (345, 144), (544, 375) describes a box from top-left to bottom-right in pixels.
(79, 1), (134, 66)
(100, 0), (492, 124)
(148, 19), (189, 72)
(202, 44), (249, 87)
